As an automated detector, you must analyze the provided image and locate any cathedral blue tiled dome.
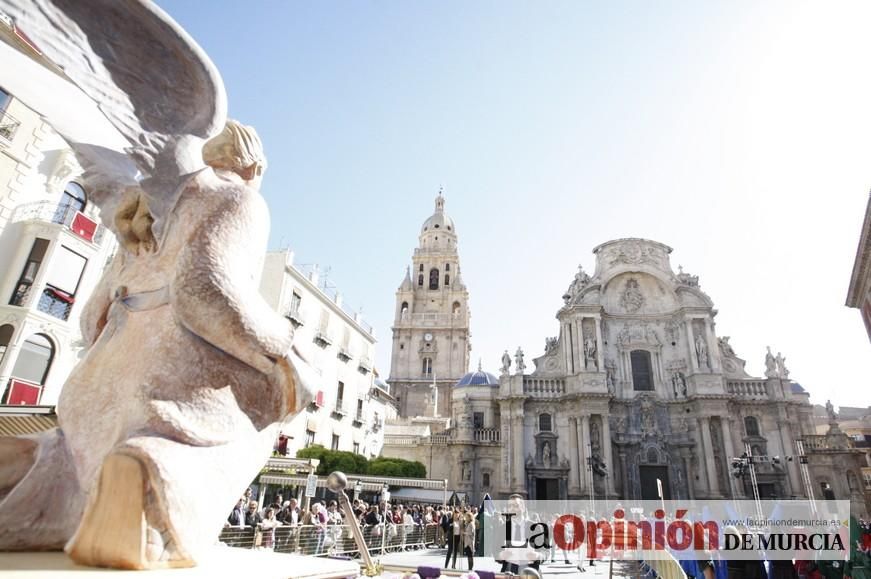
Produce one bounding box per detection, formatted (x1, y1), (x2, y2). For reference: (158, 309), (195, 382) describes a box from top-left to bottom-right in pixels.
(455, 369), (499, 387)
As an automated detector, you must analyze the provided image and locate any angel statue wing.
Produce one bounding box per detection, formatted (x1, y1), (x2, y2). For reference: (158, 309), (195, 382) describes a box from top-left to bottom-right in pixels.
(0, 0), (227, 239)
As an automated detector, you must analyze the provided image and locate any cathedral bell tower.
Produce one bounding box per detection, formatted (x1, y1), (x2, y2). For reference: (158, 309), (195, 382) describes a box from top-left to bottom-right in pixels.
(388, 191), (471, 418)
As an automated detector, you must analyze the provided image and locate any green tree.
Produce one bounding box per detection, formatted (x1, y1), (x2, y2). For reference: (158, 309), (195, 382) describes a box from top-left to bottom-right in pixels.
(367, 457), (426, 478)
(295, 446), (368, 475)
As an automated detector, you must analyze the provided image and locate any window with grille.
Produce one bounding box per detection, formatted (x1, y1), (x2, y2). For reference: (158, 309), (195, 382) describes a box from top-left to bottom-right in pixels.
(631, 350), (653, 391)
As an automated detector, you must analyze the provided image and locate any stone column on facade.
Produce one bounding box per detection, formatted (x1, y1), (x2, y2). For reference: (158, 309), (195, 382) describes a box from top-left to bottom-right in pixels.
(513, 408), (525, 493)
(594, 316), (605, 372)
(681, 449), (695, 500)
(693, 419), (709, 491)
(686, 320), (699, 372)
(569, 417), (581, 495)
(579, 414), (590, 495)
(699, 416), (720, 496)
(499, 402), (516, 491)
(619, 451), (629, 498)
(601, 414), (615, 495)
(720, 417), (738, 498)
(573, 319), (582, 375)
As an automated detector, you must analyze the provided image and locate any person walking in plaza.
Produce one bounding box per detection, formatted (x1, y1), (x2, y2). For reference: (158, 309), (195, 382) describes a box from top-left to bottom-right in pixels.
(445, 510), (462, 569)
(462, 511), (476, 570)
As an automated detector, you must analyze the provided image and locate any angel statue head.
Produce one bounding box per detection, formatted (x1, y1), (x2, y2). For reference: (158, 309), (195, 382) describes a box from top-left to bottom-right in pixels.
(202, 119), (267, 186)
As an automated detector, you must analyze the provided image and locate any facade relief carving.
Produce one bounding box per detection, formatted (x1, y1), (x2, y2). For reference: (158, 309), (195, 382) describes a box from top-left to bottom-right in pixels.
(620, 278), (646, 313)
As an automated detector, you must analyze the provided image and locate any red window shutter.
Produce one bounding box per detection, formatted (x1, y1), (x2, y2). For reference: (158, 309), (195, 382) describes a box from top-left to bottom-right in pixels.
(315, 390), (324, 408)
(70, 212), (98, 242)
(7, 379), (41, 405)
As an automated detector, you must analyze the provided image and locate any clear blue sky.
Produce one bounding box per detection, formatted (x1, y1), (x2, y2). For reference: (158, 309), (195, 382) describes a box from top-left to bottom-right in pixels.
(161, 1), (871, 408)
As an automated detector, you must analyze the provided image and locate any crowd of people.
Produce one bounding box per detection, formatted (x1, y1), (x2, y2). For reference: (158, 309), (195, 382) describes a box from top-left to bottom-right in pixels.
(221, 487), (480, 566)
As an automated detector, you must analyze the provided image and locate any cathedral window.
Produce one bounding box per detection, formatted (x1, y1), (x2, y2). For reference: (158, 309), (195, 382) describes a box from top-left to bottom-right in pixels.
(419, 264), (424, 271)
(418, 274), (423, 287)
(539, 413), (552, 432)
(744, 416), (760, 437)
(422, 357), (433, 377)
(453, 302), (461, 316)
(473, 412), (484, 429)
(482, 472), (490, 487)
(429, 268), (439, 290)
(630, 350), (653, 391)
(445, 264), (450, 271)
(444, 274), (450, 285)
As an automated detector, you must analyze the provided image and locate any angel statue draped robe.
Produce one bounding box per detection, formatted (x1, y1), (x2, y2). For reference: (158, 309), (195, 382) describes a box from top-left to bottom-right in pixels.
(0, 0), (316, 570)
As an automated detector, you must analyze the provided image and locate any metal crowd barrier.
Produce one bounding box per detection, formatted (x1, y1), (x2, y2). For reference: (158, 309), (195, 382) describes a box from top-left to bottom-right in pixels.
(218, 522), (441, 557)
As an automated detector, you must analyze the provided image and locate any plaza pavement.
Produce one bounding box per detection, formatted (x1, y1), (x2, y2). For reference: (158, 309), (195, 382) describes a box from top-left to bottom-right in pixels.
(380, 549), (639, 578)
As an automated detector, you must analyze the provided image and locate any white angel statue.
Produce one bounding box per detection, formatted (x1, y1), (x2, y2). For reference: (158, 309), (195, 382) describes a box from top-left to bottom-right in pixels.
(0, 0), (316, 570)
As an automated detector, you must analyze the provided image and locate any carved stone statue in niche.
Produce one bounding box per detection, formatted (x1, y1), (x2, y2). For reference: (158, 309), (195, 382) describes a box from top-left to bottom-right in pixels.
(590, 422), (601, 451)
(671, 371), (687, 397)
(620, 278), (645, 313)
(614, 416), (627, 434)
(641, 399), (656, 431)
(542, 441), (552, 468)
(605, 359), (616, 394)
(694, 332), (709, 369)
(583, 334), (598, 370)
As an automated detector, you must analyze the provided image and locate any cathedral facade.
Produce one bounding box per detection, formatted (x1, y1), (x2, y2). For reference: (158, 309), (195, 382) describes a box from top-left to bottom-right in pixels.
(383, 236), (869, 516)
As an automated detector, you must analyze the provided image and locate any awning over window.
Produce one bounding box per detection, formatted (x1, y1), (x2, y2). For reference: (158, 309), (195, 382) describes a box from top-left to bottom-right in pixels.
(388, 488), (447, 505)
(0, 405), (57, 436)
(259, 474), (385, 492)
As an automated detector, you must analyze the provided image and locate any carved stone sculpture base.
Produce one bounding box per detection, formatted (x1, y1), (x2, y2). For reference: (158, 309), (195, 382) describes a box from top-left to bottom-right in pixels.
(0, 549), (360, 579)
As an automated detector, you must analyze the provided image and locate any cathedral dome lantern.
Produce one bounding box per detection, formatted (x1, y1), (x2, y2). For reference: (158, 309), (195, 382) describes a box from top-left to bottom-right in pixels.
(419, 191), (457, 246)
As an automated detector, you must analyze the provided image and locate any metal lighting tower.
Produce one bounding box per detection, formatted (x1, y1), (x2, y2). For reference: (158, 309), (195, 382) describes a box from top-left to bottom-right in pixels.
(794, 438), (817, 516)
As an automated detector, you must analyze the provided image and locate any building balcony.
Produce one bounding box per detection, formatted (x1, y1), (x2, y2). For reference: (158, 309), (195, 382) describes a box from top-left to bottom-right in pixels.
(473, 428), (501, 443)
(523, 377), (566, 397)
(313, 330), (333, 348)
(352, 409), (364, 427)
(358, 357), (372, 374)
(331, 398), (346, 418)
(285, 306), (304, 328)
(10, 201), (106, 245)
(337, 346), (352, 362)
(726, 380), (769, 400)
(0, 109), (20, 147)
(36, 287), (74, 321)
